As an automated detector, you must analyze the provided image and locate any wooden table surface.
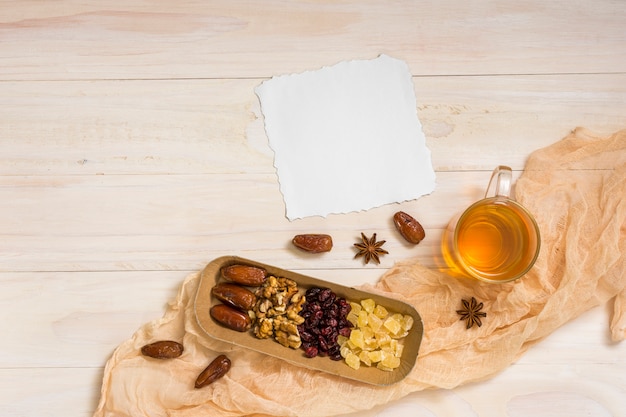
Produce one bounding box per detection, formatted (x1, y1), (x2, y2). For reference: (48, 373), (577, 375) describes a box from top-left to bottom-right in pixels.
(2, 1), (625, 416)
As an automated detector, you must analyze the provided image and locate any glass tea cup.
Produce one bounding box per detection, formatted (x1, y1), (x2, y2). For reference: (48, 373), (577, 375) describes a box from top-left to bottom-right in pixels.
(441, 166), (540, 283)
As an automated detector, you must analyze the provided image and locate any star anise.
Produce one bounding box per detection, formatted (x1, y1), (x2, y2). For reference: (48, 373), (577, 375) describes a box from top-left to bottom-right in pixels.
(353, 232), (388, 264)
(456, 297), (487, 329)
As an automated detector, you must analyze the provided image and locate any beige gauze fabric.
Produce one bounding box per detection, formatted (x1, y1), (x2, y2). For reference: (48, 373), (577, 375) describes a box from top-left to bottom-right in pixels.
(94, 128), (626, 417)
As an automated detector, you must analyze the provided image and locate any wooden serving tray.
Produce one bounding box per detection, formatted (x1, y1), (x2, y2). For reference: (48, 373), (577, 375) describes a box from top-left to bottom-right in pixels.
(194, 256), (423, 386)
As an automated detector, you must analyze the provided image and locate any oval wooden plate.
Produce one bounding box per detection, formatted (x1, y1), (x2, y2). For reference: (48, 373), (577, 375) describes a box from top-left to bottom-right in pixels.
(194, 256), (423, 386)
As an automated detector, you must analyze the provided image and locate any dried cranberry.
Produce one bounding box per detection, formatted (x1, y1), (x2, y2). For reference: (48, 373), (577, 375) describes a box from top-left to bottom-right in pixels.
(320, 326), (333, 336)
(327, 304), (339, 317)
(318, 336), (329, 352)
(318, 288), (331, 302)
(306, 287), (321, 298)
(339, 327), (352, 337)
(304, 346), (318, 358)
(300, 331), (314, 342)
(299, 286), (354, 361)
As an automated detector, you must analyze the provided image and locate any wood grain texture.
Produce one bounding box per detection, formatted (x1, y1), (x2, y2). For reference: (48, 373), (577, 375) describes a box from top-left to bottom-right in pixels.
(2, 75), (625, 175)
(1, 1), (624, 416)
(1, 171), (524, 272)
(1, 1), (624, 80)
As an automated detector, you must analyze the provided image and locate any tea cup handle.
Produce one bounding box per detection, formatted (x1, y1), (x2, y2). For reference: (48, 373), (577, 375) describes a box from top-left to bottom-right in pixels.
(485, 165), (512, 198)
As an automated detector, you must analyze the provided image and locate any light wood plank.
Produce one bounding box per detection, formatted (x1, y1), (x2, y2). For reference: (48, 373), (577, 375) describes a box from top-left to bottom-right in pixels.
(0, 171), (527, 272)
(0, 307), (622, 416)
(414, 74), (626, 171)
(0, 271), (181, 367)
(0, 269), (382, 368)
(0, 79), (266, 175)
(1, 0), (624, 81)
(2, 271), (621, 369)
(2, 75), (625, 176)
(0, 368), (101, 417)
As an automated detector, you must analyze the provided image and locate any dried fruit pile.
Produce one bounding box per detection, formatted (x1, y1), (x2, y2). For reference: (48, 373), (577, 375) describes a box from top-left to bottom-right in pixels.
(297, 287), (353, 360)
(340, 298), (414, 371)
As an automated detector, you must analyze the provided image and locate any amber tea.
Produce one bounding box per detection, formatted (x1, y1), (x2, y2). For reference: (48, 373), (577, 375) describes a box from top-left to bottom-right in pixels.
(442, 166), (540, 283)
(452, 199), (539, 281)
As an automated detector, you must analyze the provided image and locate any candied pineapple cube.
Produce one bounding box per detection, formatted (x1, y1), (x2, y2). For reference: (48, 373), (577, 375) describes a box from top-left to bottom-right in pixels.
(373, 304), (388, 319)
(389, 339), (398, 352)
(381, 354), (401, 369)
(364, 338), (378, 351)
(376, 363), (395, 372)
(361, 326), (374, 340)
(402, 314), (414, 331)
(375, 331), (391, 346)
(395, 342), (404, 358)
(347, 340), (359, 351)
(361, 298), (376, 313)
(381, 339), (398, 353)
(368, 349), (385, 363)
(340, 345), (352, 359)
(392, 329), (409, 339)
(357, 310), (369, 328)
(367, 312), (383, 332)
(349, 329), (365, 349)
(346, 311), (359, 327)
(350, 302), (362, 314)
(345, 352), (361, 370)
(383, 316), (402, 335)
(359, 351), (372, 366)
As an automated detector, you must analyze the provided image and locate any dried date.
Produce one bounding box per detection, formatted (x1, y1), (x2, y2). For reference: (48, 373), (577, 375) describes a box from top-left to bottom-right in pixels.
(292, 234), (333, 253)
(393, 211), (426, 244)
(195, 354), (231, 388)
(212, 282), (257, 311)
(210, 304), (252, 332)
(140, 340), (184, 359)
(221, 264), (267, 286)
